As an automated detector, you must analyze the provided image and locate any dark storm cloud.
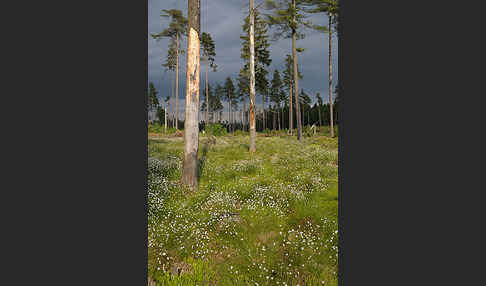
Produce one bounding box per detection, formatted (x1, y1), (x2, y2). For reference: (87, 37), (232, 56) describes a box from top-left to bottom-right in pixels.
(148, 0), (338, 121)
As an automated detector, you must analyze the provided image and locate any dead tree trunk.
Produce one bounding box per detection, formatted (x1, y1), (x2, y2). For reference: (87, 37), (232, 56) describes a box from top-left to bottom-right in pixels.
(181, 0), (200, 189)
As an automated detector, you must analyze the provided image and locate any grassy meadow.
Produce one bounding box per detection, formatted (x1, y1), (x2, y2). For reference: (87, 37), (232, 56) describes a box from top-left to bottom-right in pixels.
(148, 127), (338, 285)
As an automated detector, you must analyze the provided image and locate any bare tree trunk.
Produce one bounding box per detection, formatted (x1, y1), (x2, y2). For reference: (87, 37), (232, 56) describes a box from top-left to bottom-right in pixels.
(205, 59), (209, 127)
(289, 82), (293, 135)
(318, 105), (321, 127)
(171, 70), (175, 128)
(181, 0), (200, 189)
(175, 33), (180, 130)
(248, 0), (257, 150)
(278, 104), (281, 131)
(329, 13), (334, 138)
(164, 106), (167, 132)
(292, 0), (302, 141)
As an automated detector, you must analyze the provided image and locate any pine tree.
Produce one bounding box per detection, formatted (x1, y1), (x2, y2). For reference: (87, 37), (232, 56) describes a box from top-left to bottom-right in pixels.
(304, 0), (339, 137)
(161, 40), (177, 128)
(201, 32), (217, 127)
(316, 92), (323, 126)
(240, 3), (272, 149)
(152, 9), (188, 130)
(148, 82), (159, 111)
(270, 70), (283, 130)
(224, 77), (236, 133)
(282, 54), (303, 133)
(213, 83), (225, 123)
(264, 0), (313, 140)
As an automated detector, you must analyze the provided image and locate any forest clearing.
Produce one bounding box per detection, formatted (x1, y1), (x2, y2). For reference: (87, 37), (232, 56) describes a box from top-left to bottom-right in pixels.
(148, 129), (338, 285)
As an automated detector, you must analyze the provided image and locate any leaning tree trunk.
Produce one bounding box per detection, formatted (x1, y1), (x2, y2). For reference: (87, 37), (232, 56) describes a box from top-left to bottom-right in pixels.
(205, 58), (209, 127)
(289, 82), (293, 135)
(175, 33), (180, 130)
(292, 0), (302, 141)
(181, 0), (200, 189)
(329, 13), (334, 138)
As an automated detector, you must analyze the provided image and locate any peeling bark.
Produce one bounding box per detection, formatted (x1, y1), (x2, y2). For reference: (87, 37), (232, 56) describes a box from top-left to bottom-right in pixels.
(249, 0), (256, 152)
(181, 0), (200, 189)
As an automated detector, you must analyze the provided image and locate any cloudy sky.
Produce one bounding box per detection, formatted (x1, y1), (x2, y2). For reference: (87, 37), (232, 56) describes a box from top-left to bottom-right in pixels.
(148, 0), (338, 120)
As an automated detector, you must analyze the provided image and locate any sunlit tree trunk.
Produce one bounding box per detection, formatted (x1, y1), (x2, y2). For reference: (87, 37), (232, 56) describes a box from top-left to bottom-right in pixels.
(249, 0), (257, 151)
(181, 0), (200, 189)
(329, 13), (334, 138)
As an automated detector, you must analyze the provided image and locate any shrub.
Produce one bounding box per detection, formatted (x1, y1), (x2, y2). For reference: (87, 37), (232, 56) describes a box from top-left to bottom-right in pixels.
(205, 123), (227, 137)
(148, 123), (164, 133)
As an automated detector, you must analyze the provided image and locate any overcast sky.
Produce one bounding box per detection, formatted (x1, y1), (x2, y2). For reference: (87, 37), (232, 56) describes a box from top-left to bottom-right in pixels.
(148, 0), (338, 120)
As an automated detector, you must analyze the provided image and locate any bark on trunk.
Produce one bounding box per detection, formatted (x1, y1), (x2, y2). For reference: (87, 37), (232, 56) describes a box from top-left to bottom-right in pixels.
(171, 70), (175, 128)
(164, 107), (167, 132)
(329, 13), (334, 138)
(228, 100), (231, 132)
(262, 96), (265, 131)
(292, 0), (302, 141)
(289, 82), (293, 135)
(181, 0), (200, 189)
(205, 59), (209, 127)
(249, 0), (256, 151)
(175, 33), (180, 130)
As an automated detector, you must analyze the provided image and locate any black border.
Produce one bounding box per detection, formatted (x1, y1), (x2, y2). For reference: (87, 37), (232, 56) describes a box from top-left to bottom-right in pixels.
(9, 0), (475, 284)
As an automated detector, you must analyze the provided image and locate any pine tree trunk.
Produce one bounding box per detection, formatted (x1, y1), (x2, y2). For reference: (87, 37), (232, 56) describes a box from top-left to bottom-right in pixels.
(329, 13), (334, 138)
(205, 58), (209, 127)
(181, 0), (200, 189)
(292, 0), (302, 141)
(289, 82), (293, 135)
(164, 107), (167, 132)
(273, 107), (276, 130)
(262, 95), (265, 131)
(171, 70), (175, 128)
(243, 101), (246, 132)
(175, 32), (180, 130)
(318, 106), (321, 127)
(229, 99), (232, 133)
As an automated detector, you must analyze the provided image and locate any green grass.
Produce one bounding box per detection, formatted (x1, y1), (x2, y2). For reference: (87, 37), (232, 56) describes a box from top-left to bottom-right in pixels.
(148, 133), (338, 285)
